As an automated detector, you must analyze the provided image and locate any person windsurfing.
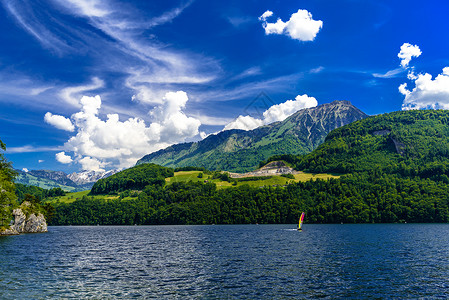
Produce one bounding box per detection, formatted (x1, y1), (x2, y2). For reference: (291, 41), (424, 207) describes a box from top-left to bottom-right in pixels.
(297, 212), (305, 231)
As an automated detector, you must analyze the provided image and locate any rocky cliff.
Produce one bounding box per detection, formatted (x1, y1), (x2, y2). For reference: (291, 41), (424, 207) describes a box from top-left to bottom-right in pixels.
(0, 202), (48, 235)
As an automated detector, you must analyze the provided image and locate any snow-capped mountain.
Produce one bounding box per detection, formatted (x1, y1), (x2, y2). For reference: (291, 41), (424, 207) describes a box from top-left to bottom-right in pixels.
(15, 168), (118, 191)
(67, 169), (118, 185)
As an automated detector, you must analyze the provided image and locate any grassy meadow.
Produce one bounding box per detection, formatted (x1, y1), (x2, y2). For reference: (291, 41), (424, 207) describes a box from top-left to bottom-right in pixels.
(44, 170), (339, 203)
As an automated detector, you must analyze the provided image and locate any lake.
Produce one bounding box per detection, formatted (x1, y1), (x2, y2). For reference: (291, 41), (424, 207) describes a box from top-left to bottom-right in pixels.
(1, 224), (448, 299)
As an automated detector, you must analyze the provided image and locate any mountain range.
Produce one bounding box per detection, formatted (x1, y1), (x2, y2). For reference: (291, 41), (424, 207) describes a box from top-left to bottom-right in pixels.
(137, 100), (368, 172)
(15, 169), (117, 192)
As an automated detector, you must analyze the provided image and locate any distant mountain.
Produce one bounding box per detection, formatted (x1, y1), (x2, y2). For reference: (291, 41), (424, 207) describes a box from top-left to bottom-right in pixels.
(68, 169), (118, 185)
(137, 101), (368, 172)
(26, 170), (78, 186)
(15, 169), (118, 192)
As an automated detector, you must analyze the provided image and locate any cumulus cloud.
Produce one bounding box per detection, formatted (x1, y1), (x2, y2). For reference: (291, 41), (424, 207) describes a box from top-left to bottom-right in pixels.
(44, 112), (75, 132)
(259, 9), (323, 41)
(259, 10), (273, 22)
(224, 94), (318, 131)
(56, 152), (73, 164)
(224, 115), (264, 131)
(263, 94), (318, 124)
(46, 91), (201, 171)
(78, 156), (105, 172)
(398, 44), (449, 110)
(22, 168), (29, 172)
(400, 67), (449, 110)
(398, 43), (422, 68)
(149, 91), (201, 144)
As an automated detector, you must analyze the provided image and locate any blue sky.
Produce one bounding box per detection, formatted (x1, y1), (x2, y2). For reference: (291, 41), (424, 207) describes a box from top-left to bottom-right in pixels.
(1, 0), (449, 173)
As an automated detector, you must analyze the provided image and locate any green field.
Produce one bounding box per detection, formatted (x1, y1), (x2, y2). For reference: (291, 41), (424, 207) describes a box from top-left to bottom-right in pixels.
(44, 190), (121, 204)
(45, 170), (339, 203)
(166, 170), (339, 188)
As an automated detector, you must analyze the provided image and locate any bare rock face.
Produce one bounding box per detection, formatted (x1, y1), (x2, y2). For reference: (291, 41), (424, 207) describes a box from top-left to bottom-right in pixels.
(0, 202), (47, 235)
(229, 161), (297, 178)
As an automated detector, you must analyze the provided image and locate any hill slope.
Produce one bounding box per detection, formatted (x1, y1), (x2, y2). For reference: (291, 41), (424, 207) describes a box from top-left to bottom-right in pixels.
(297, 109), (449, 179)
(137, 100), (367, 172)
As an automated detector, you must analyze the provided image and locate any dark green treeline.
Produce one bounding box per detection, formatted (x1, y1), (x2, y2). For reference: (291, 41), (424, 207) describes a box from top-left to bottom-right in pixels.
(51, 171), (449, 225)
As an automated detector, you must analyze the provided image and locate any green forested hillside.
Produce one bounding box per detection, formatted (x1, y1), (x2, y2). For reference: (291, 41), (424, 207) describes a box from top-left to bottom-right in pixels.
(90, 163), (174, 194)
(297, 109), (449, 180)
(138, 101), (367, 172)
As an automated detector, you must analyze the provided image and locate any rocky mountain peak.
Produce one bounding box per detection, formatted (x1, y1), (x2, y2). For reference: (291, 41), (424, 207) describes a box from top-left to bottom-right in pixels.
(137, 100), (368, 172)
(68, 169), (118, 185)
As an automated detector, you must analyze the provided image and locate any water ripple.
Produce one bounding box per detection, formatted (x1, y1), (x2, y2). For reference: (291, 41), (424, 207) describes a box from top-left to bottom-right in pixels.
(1, 224), (449, 299)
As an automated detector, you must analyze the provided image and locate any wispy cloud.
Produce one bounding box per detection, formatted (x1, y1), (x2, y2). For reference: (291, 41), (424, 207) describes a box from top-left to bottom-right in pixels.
(59, 77), (104, 107)
(231, 67), (263, 81)
(309, 66), (324, 74)
(190, 114), (233, 126)
(0, 77), (53, 97)
(3, 2), (63, 54)
(53, 0), (220, 105)
(372, 68), (404, 78)
(198, 73), (304, 103)
(6, 145), (61, 154)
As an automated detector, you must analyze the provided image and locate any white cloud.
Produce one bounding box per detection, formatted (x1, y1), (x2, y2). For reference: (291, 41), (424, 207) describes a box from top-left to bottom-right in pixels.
(57, 0), (110, 18)
(56, 152), (73, 164)
(48, 92), (201, 171)
(38, 160), (44, 163)
(5, 145), (60, 154)
(59, 77), (104, 107)
(223, 94), (318, 131)
(310, 66), (324, 74)
(400, 67), (449, 110)
(22, 168), (29, 172)
(224, 115), (264, 131)
(191, 114), (233, 126)
(149, 91), (201, 143)
(260, 9), (323, 41)
(372, 68), (404, 78)
(398, 43), (422, 68)
(78, 156), (105, 172)
(3, 1), (73, 55)
(44, 112), (75, 132)
(263, 94), (318, 124)
(259, 10), (273, 22)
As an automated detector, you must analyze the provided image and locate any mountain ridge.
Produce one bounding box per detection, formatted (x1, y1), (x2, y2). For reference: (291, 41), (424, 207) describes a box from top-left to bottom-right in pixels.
(137, 100), (368, 172)
(15, 169), (118, 192)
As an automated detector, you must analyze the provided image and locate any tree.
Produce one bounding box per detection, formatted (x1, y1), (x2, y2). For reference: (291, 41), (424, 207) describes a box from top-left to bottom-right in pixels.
(0, 139), (17, 228)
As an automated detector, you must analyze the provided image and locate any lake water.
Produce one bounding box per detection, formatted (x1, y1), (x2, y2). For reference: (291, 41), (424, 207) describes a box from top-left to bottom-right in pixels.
(1, 224), (449, 299)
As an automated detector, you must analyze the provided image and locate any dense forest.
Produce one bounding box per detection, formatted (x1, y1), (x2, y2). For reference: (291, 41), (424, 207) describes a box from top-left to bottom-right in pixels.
(50, 172), (449, 225)
(15, 184), (65, 202)
(297, 110), (449, 177)
(90, 163), (174, 194)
